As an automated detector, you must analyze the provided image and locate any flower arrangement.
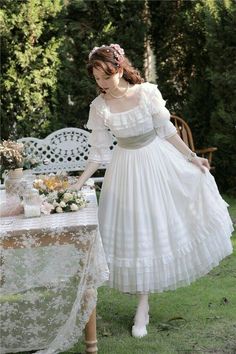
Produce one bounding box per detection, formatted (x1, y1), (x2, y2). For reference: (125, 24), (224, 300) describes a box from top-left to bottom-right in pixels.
(0, 140), (24, 172)
(0, 139), (43, 174)
(40, 190), (88, 215)
(34, 174), (88, 214)
(34, 174), (69, 193)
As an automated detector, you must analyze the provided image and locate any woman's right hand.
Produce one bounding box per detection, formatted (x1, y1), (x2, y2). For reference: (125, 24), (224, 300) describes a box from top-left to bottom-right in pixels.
(191, 156), (210, 173)
(67, 162), (100, 192)
(67, 180), (83, 192)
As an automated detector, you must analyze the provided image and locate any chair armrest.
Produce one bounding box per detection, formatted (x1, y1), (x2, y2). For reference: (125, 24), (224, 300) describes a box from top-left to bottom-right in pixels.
(195, 147), (218, 154)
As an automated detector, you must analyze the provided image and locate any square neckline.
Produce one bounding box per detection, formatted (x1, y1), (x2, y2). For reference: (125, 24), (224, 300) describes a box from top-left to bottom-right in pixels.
(100, 83), (143, 115)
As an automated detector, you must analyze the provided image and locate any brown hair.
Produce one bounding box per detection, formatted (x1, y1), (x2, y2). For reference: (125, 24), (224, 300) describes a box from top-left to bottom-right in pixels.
(87, 45), (144, 93)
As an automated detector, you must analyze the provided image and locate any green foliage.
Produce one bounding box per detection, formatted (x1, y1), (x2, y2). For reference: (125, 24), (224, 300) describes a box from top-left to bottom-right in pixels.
(1, 0), (147, 138)
(203, 0), (236, 194)
(149, 0), (236, 194)
(148, 1), (210, 143)
(0, 0), (64, 139)
(54, 0), (147, 131)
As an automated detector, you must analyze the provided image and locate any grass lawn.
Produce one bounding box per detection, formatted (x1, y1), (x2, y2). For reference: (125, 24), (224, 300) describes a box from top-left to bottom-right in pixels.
(67, 194), (236, 354)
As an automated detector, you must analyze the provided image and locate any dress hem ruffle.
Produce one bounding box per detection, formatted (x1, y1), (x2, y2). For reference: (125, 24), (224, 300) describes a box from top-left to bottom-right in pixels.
(102, 193), (233, 294)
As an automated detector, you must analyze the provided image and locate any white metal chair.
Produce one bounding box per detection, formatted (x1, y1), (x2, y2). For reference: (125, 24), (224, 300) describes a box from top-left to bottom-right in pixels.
(18, 127), (117, 183)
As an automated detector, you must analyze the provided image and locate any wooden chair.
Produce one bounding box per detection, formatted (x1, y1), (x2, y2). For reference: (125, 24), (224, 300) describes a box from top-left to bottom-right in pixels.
(170, 115), (217, 168)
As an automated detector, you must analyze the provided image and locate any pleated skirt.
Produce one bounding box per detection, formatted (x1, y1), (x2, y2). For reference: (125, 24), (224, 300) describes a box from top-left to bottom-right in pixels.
(98, 136), (233, 294)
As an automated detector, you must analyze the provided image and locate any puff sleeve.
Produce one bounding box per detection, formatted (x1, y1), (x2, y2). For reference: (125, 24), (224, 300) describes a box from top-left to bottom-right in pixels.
(146, 83), (177, 139)
(86, 104), (113, 164)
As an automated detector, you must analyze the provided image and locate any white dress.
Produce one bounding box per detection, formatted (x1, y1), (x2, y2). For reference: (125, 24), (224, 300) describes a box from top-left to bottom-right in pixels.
(87, 82), (233, 294)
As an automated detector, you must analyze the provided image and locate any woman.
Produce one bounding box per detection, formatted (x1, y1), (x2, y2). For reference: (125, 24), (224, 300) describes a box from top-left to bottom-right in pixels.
(71, 44), (233, 338)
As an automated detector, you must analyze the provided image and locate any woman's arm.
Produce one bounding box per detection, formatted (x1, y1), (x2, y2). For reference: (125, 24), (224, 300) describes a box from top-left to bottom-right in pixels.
(166, 133), (210, 172)
(70, 161), (100, 190)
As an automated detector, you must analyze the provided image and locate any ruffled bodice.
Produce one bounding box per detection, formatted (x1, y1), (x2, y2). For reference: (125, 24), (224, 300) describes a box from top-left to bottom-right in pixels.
(87, 82), (177, 164)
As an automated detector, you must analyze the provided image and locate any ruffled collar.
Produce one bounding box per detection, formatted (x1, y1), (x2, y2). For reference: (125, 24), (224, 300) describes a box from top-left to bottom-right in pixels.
(90, 82), (155, 129)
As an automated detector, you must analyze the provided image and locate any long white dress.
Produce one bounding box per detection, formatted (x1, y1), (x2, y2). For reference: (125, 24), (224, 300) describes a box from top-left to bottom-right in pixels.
(87, 82), (233, 294)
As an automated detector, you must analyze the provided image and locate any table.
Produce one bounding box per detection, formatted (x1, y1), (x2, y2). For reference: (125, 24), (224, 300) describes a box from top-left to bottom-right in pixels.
(0, 188), (109, 354)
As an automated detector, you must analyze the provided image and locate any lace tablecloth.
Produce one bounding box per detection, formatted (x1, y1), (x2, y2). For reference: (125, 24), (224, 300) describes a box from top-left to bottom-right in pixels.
(0, 188), (109, 354)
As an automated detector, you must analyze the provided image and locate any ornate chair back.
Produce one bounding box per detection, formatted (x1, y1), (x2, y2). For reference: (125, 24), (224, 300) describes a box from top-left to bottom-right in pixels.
(18, 128), (116, 182)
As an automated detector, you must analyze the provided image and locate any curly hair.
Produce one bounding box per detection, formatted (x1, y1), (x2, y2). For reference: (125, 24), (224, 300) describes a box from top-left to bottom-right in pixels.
(87, 45), (144, 93)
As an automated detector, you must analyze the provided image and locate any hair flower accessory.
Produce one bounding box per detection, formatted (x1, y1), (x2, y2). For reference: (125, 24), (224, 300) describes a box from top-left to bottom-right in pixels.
(88, 43), (125, 66)
(110, 44), (125, 56)
(110, 43), (125, 65)
(88, 45), (106, 60)
(88, 46), (99, 60)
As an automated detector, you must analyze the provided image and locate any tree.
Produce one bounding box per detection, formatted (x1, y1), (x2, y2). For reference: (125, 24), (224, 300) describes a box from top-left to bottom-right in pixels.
(149, 0), (236, 193)
(1, 0), (148, 138)
(54, 0), (147, 131)
(0, 0), (64, 139)
(203, 0), (236, 193)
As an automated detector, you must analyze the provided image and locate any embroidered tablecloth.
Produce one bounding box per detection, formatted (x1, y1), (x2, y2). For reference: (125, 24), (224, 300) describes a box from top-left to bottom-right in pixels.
(0, 188), (109, 354)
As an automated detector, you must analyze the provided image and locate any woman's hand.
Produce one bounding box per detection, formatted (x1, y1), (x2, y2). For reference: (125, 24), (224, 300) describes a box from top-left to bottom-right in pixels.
(66, 162), (99, 192)
(166, 134), (210, 173)
(191, 156), (210, 173)
(67, 181), (83, 192)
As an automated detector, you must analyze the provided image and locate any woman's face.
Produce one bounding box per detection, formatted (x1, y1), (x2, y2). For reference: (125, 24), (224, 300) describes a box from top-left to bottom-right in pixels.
(93, 67), (121, 93)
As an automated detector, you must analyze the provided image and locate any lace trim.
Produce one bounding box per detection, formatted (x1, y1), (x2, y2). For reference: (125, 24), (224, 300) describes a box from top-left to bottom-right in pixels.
(90, 85), (151, 130)
(106, 217), (233, 293)
(1, 225), (109, 353)
(89, 82), (169, 131)
(88, 146), (112, 164)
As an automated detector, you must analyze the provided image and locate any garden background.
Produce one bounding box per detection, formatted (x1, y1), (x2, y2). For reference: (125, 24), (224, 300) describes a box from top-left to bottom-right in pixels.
(1, 0), (236, 192)
(1, 1), (236, 354)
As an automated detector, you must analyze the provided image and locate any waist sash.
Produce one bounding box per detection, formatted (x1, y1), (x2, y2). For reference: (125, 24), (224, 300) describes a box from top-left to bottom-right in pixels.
(116, 129), (157, 149)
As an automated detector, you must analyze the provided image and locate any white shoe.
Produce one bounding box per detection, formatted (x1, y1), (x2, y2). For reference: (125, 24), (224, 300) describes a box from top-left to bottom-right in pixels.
(132, 324), (147, 338)
(131, 313), (149, 338)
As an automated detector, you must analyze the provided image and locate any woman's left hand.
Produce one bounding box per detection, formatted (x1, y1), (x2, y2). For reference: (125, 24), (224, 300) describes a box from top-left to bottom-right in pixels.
(191, 156), (210, 173)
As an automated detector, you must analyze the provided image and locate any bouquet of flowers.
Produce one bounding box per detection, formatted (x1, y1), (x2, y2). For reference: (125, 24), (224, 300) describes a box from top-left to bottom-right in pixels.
(0, 140), (24, 172)
(34, 174), (69, 193)
(34, 174), (88, 214)
(0, 140), (43, 175)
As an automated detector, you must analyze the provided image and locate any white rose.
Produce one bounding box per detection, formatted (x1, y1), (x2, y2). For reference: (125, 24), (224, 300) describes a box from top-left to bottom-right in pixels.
(70, 203), (79, 211)
(60, 201), (66, 208)
(53, 201), (59, 207)
(41, 202), (54, 215)
(35, 179), (44, 188)
(35, 178), (43, 184)
(56, 206), (63, 213)
(63, 192), (73, 202)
